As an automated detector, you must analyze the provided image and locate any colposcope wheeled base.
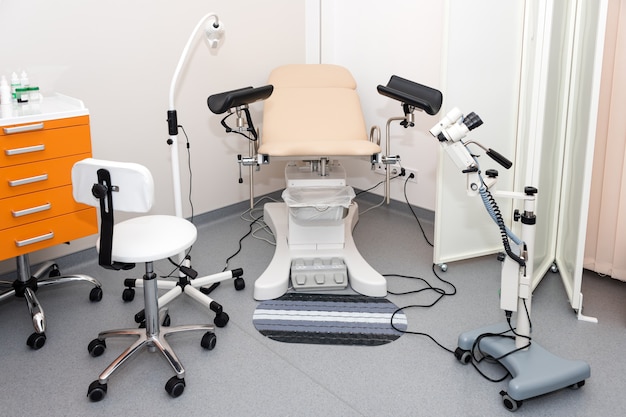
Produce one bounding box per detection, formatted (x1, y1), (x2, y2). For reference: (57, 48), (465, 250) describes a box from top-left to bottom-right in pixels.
(455, 322), (589, 411)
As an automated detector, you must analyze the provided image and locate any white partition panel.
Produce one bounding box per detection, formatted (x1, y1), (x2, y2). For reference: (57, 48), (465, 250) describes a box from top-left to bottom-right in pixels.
(554, 0), (607, 311)
(436, 0), (608, 316)
(516, 0), (575, 289)
(434, 0), (525, 265)
(516, 0), (607, 310)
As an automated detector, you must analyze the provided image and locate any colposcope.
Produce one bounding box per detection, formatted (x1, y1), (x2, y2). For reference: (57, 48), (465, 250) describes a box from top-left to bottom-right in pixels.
(431, 105), (590, 411)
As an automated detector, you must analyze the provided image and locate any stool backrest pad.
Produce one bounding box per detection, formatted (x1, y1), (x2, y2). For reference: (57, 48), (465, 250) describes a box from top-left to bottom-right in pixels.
(72, 158), (155, 214)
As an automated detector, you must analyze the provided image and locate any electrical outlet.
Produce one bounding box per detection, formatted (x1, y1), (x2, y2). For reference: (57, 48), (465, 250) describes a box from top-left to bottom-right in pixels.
(404, 167), (418, 184)
(374, 162), (401, 177)
(373, 163), (418, 183)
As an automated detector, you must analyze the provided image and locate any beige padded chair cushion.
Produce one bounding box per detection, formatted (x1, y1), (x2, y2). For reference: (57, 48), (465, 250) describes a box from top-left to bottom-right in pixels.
(258, 64), (381, 157)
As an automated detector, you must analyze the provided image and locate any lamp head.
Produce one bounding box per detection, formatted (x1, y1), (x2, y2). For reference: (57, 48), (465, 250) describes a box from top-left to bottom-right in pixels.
(205, 18), (225, 49)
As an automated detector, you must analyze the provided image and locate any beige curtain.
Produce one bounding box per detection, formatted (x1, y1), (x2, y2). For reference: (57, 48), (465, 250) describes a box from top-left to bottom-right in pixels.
(585, 0), (626, 281)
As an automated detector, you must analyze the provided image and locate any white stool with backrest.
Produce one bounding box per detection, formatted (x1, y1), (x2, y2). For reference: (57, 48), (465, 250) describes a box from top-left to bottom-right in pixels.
(71, 158), (216, 402)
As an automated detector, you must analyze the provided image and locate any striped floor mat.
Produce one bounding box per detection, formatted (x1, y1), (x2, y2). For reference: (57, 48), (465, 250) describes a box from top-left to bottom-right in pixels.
(253, 293), (407, 346)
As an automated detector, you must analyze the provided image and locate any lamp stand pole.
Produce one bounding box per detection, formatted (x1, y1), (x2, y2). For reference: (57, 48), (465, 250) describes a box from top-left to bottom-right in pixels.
(127, 13), (244, 328)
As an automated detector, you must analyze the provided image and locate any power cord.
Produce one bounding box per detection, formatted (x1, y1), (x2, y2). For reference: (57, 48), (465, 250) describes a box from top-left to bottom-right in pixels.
(162, 123), (195, 279)
(402, 174), (434, 247)
(355, 172), (402, 216)
(383, 188), (526, 384)
(221, 211), (265, 273)
(178, 124), (195, 223)
(467, 305), (532, 383)
(386, 264), (457, 354)
(201, 198), (275, 296)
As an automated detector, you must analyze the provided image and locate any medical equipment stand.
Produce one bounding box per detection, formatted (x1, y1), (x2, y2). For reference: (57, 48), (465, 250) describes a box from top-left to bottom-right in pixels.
(431, 107), (590, 411)
(454, 187), (589, 411)
(123, 13), (245, 327)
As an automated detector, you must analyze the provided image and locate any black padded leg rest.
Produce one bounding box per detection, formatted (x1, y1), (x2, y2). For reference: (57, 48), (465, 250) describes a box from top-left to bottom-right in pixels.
(377, 75), (442, 115)
(208, 85), (274, 114)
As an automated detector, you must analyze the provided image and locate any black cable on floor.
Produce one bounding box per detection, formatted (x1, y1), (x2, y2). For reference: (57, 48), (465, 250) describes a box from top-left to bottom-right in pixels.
(200, 210), (265, 296)
(385, 264), (458, 354)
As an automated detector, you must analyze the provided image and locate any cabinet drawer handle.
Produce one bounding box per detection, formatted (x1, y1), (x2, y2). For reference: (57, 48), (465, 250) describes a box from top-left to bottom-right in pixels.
(5, 144), (46, 156)
(15, 231), (54, 247)
(3, 122), (45, 135)
(8, 173), (48, 187)
(11, 202), (52, 218)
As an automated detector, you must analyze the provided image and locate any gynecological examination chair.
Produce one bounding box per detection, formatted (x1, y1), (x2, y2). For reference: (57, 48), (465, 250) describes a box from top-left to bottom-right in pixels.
(208, 64), (442, 300)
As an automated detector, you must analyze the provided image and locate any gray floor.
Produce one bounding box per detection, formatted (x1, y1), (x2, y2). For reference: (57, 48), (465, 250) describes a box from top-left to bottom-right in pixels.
(1, 193), (625, 417)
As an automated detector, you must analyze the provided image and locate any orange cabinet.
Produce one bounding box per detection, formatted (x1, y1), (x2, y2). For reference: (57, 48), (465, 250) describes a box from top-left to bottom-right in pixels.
(0, 96), (97, 261)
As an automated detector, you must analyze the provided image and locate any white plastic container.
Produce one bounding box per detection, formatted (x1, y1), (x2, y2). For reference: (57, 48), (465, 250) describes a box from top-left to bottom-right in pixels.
(10, 72), (20, 102)
(283, 186), (355, 224)
(0, 76), (11, 105)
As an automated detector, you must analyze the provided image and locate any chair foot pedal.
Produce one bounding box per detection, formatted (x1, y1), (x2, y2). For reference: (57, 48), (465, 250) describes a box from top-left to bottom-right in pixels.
(290, 257), (348, 291)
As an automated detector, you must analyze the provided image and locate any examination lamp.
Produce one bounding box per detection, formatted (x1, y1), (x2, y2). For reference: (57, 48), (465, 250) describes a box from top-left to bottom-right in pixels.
(144, 13), (243, 328)
(167, 13), (225, 218)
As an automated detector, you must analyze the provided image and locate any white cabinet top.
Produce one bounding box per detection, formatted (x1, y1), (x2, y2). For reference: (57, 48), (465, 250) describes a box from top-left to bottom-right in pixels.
(0, 94), (89, 126)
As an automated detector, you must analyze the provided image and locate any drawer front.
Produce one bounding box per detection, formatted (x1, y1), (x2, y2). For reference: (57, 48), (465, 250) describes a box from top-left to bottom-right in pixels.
(1, 123), (91, 167)
(0, 153), (90, 198)
(0, 185), (89, 230)
(0, 208), (97, 261)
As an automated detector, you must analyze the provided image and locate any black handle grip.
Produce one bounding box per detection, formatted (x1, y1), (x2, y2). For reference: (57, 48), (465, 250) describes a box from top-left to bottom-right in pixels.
(167, 110), (178, 136)
(486, 148), (513, 169)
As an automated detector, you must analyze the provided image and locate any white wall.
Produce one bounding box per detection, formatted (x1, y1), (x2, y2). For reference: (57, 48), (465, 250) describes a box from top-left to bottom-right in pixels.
(315, 0), (446, 210)
(0, 0), (306, 272)
(0, 0), (448, 274)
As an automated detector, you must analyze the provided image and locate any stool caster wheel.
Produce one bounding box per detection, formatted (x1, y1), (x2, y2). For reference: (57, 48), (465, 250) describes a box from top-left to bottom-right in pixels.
(234, 277), (245, 290)
(500, 391), (522, 412)
(122, 287), (135, 302)
(165, 376), (185, 398)
(214, 311), (229, 328)
(88, 339), (106, 357)
(49, 264), (61, 278)
(89, 287), (103, 302)
(27, 332), (46, 350)
(87, 380), (107, 402)
(454, 347), (471, 364)
(201, 331), (217, 350)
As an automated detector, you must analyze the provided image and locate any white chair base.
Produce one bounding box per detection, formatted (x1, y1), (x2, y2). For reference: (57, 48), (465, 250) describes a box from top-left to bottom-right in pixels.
(253, 202), (387, 300)
(125, 269), (244, 327)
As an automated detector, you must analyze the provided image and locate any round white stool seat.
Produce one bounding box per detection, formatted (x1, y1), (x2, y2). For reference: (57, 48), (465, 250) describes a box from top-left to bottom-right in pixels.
(98, 215), (197, 263)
